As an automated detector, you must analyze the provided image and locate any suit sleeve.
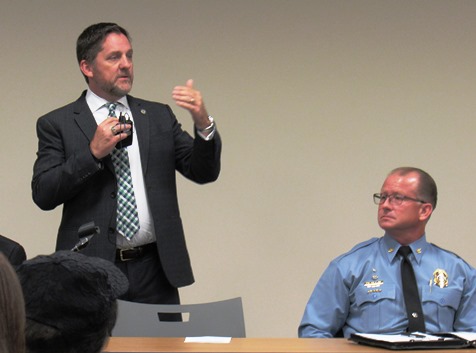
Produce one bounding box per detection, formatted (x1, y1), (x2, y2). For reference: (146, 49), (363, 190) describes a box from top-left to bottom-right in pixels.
(168, 105), (221, 184)
(32, 114), (103, 210)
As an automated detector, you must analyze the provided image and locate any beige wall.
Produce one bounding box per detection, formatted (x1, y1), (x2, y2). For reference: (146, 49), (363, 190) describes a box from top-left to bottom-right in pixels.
(1, 0), (475, 337)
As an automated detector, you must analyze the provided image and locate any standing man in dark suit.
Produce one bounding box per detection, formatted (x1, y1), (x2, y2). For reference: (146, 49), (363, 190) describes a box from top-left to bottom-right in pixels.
(32, 23), (221, 305)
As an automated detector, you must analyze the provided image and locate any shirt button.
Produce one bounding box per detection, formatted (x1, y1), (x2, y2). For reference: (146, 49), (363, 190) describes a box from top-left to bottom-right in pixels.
(412, 312), (419, 318)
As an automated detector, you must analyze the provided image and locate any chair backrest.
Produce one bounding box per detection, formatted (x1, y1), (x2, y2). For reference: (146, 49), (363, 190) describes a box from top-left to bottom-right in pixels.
(111, 297), (246, 337)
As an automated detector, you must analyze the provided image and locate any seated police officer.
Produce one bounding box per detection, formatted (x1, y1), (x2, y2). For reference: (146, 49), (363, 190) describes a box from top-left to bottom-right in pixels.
(299, 167), (476, 337)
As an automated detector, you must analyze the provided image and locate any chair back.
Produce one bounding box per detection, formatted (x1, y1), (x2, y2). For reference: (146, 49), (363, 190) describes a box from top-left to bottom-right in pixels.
(112, 297), (246, 337)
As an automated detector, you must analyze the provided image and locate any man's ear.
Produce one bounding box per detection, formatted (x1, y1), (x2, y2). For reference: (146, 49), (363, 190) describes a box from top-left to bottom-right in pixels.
(419, 203), (433, 222)
(79, 60), (93, 79)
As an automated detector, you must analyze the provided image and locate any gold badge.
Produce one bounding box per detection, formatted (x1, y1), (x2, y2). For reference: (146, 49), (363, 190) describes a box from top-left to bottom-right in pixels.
(433, 269), (448, 288)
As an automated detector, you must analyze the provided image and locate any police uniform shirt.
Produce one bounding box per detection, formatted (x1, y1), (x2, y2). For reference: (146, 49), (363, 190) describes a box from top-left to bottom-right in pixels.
(298, 234), (476, 338)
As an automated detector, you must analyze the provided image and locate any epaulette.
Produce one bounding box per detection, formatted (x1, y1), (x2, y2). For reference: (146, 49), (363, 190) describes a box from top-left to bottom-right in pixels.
(333, 237), (379, 262)
(348, 237), (379, 252)
(430, 242), (471, 266)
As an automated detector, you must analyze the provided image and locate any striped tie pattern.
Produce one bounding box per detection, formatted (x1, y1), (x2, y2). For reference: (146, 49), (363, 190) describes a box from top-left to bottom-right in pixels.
(107, 103), (140, 239)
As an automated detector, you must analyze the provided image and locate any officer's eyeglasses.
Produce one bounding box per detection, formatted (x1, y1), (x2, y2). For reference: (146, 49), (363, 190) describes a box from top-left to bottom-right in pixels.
(373, 193), (427, 206)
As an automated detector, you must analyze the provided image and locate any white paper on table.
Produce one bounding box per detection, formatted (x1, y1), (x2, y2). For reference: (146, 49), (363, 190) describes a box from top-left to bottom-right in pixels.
(184, 336), (232, 343)
(354, 333), (446, 342)
(449, 332), (476, 341)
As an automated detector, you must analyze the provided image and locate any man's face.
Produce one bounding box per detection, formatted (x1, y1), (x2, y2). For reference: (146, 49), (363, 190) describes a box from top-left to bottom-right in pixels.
(82, 32), (134, 101)
(377, 172), (428, 238)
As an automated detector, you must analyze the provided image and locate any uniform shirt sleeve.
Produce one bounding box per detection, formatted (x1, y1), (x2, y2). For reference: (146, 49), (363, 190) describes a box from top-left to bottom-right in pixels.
(298, 260), (349, 338)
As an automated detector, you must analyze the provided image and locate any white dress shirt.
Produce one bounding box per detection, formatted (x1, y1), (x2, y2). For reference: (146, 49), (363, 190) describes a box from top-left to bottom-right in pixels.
(86, 89), (155, 248)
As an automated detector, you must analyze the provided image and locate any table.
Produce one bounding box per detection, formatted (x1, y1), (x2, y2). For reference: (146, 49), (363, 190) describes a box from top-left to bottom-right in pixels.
(103, 337), (476, 353)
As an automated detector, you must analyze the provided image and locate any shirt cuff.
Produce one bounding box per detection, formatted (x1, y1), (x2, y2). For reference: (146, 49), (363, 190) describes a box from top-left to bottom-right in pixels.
(196, 116), (216, 141)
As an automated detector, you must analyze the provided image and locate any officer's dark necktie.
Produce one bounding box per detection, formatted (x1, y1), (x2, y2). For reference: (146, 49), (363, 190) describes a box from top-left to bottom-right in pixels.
(398, 246), (426, 332)
(107, 103), (140, 240)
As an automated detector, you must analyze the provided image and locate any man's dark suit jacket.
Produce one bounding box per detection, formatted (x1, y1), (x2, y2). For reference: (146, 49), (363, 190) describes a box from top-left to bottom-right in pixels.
(32, 91), (221, 288)
(0, 234), (27, 266)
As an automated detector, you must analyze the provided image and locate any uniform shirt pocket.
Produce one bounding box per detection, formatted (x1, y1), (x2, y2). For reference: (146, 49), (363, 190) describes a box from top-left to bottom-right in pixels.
(422, 286), (462, 310)
(352, 284), (397, 331)
(421, 285), (461, 329)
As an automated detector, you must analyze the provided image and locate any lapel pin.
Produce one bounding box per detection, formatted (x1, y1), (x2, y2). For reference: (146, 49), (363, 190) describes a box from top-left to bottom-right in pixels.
(141, 109), (147, 115)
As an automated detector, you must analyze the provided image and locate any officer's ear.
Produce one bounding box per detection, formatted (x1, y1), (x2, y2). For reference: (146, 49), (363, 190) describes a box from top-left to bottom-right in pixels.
(419, 203), (433, 222)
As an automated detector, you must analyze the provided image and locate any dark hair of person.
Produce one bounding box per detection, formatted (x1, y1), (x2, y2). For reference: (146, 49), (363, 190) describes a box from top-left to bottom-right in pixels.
(390, 167), (438, 209)
(0, 253), (26, 353)
(24, 301), (118, 353)
(76, 22), (130, 83)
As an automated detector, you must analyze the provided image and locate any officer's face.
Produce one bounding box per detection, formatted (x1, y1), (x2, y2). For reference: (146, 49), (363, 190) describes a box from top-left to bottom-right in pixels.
(377, 172), (427, 237)
(81, 33), (134, 102)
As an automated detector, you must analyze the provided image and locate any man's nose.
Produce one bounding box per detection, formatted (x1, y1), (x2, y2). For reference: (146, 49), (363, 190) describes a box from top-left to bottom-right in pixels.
(380, 197), (392, 208)
(119, 56), (132, 68)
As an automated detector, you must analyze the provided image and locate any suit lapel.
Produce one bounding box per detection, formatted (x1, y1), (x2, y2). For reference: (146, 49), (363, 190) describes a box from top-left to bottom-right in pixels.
(73, 92), (97, 141)
(72, 92), (115, 171)
(128, 95), (150, 173)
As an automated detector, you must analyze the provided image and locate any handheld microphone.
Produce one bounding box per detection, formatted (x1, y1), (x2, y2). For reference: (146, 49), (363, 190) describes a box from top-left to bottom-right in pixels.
(71, 221), (100, 252)
(115, 112), (133, 149)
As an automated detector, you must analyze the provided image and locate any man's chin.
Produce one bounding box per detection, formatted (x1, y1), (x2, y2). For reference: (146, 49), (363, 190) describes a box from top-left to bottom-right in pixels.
(378, 220), (394, 230)
(111, 85), (132, 97)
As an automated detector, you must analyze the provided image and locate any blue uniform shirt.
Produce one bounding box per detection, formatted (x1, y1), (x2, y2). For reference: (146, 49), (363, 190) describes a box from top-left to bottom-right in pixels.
(298, 234), (476, 338)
